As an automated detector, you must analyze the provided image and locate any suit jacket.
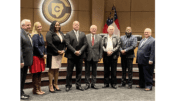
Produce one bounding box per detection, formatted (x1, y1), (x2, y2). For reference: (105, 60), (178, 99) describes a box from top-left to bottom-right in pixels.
(136, 36), (155, 65)
(65, 30), (87, 59)
(46, 31), (66, 56)
(20, 28), (33, 66)
(102, 34), (120, 59)
(32, 34), (47, 58)
(85, 34), (102, 61)
(119, 35), (137, 58)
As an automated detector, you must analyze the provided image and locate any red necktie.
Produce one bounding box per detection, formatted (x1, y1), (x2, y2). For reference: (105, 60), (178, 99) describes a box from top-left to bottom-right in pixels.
(92, 35), (94, 46)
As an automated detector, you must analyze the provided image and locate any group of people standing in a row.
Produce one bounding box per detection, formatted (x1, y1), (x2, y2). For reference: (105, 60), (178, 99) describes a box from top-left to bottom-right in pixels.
(20, 19), (155, 100)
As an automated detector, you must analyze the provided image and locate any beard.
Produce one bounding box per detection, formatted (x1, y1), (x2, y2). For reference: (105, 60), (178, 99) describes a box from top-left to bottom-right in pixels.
(125, 32), (132, 37)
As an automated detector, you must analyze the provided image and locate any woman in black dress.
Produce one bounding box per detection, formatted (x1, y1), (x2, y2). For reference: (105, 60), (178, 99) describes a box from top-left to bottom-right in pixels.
(46, 21), (66, 93)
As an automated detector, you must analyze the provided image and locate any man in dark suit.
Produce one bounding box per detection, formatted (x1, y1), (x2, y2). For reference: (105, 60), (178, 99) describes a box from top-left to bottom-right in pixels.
(119, 27), (137, 89)
(84, 25), (102, 90)
(65, 21), (87, 91)
(20, 19), (33, 100)
(136, 28), (155, 91)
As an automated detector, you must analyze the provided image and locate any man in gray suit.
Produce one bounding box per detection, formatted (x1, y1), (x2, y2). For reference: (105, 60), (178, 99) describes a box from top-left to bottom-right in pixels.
(119, 27), (137, 89)
(20, 19), (33, 100)
(84, 25), (102, 90)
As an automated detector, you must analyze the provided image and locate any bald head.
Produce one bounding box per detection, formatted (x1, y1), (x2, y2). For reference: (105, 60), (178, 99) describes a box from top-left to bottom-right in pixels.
(73, 21), (80, 31)
(107, 26), (114, 36)
(90, 25), (97, 35)
(144, 28), (152, 38)
(126, 27), (132, 33)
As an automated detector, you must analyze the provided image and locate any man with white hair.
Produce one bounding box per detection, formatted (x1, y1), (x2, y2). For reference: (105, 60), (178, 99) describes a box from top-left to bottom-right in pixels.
(20, 19), (33, 100)
(136, 28), (155, 91)
(102, 25), (120, 89)
(65, 21), (87, 92)
(119, 27), (137, 89)
(84, 25), (102, 90)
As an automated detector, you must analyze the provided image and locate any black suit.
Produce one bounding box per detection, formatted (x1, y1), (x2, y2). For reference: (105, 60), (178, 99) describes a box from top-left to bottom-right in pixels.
(102, 35), (120, 86)
(65, 30), (87, 88)
(20, 28), (33, 95)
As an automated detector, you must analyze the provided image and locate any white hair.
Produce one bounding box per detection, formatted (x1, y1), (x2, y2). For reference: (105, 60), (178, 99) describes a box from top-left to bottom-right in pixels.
(90, 25), (97, 29)
(144, 28), (152, 33)
(21, 19), (31, 27)
(73, 20), (79, 25)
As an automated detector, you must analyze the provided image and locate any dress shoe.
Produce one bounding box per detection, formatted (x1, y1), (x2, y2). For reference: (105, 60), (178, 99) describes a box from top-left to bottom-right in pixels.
(144, 88), (152, 91)
(66, 87), (70, 92)
(112, 85), (117, 89)
(23, 94), (30, 97)
(76, 86), (84, 91)
(119, 84), (126, 87)
(84, 85), (90, 90)
(128, 85), (132, 89)
(102, 85), (109, 88)
(21, 95), (29, 100)
(91, 85), (98, 89)
(53, 85), (61, 91)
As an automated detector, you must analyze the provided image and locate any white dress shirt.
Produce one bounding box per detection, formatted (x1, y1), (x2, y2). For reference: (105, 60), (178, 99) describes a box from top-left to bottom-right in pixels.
(73, 29), (79, 41)
(106, 35), (113, 51)
(91, 34), (95, 41)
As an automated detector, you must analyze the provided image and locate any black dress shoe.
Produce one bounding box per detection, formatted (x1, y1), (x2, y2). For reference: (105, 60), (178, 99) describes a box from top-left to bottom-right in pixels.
(21, 95), (29, 100)
(102, 85), (109, 88)
(23, 94), (30, 97)
(91, 85), (98, 89)
(53, 85), (61, 91)
(119, 84), (126, 87)
(112, 85), (117, 89)
(128, 85), (132, 89)
(76, 86), (84, 91)
(66, 87), (70, 92)
(84, 85), (90, 90)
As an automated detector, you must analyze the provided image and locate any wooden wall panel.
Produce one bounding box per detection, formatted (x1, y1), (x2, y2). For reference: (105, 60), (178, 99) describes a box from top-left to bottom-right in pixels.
(131, 0), (155, 11)
(78, 11), (91, 32)
(21, 0), (33, 8)
(21, 8), (34, 30)
(105, 0), (130, 11)
(131, 12), (155, 33)
(79, 0), (91, 11)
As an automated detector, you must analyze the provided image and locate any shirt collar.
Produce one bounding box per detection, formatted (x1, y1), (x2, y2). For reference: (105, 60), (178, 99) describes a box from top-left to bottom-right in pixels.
(73, 29), (79, 34)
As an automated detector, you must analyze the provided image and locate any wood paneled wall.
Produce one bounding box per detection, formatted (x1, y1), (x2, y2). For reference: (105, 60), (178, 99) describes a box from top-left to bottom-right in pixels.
(21, 0), (155, 64)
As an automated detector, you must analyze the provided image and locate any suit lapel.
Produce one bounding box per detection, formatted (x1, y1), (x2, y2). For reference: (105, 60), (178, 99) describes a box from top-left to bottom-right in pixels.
(87, 34), (92, 47)
(71, 30), (78, 43)
(22, 29), (32, 46)
(140, 37), (151, 48)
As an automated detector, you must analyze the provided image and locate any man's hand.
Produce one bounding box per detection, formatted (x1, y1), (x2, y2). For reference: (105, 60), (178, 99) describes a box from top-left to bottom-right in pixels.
(107, 50), (113, 56)
(121, 50), (126, 55)
(149, 61), (153, 65)
(75, 51), (80, 56)
(21, 63), (24, 68)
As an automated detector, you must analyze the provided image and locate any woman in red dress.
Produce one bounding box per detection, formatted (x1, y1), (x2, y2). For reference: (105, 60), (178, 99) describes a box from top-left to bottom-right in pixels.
(30, 22), (46, 95)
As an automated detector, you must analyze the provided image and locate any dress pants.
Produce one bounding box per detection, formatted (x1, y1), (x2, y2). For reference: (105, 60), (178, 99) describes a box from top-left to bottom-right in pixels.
(66, 58), (83, 88)
(121, 56), (133, 86)
(138, 64), (154, 89)
(85, 59), (98, 86)
(103, 56), (117, 86)
(20, 66), (29, 95)
(32, 72), (42, 93)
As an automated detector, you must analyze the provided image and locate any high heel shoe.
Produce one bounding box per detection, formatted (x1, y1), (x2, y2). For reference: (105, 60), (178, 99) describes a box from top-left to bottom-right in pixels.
(53, 85), (61, 91)
(32, 90), (44, 95)
(49, 85), (55, 93)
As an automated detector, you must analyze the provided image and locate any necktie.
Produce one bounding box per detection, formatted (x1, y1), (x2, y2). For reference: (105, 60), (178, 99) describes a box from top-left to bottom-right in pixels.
(140, 38), (147, 47)
(92, 35), (94, 46)
(27, 33), (33, 46)
(75, 31), (79, 41)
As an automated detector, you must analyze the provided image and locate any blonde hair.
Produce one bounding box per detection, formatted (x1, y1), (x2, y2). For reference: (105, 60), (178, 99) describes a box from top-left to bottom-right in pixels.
(31, 22), (41, 37)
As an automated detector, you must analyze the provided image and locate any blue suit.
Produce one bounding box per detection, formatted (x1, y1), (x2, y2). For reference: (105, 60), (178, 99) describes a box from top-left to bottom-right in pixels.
(32, 34), (46, 58)
(136, 36), (155, 89)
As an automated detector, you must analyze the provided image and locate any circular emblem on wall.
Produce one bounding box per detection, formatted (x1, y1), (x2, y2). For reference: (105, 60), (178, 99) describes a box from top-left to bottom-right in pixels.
(42, 0), (72, 24)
